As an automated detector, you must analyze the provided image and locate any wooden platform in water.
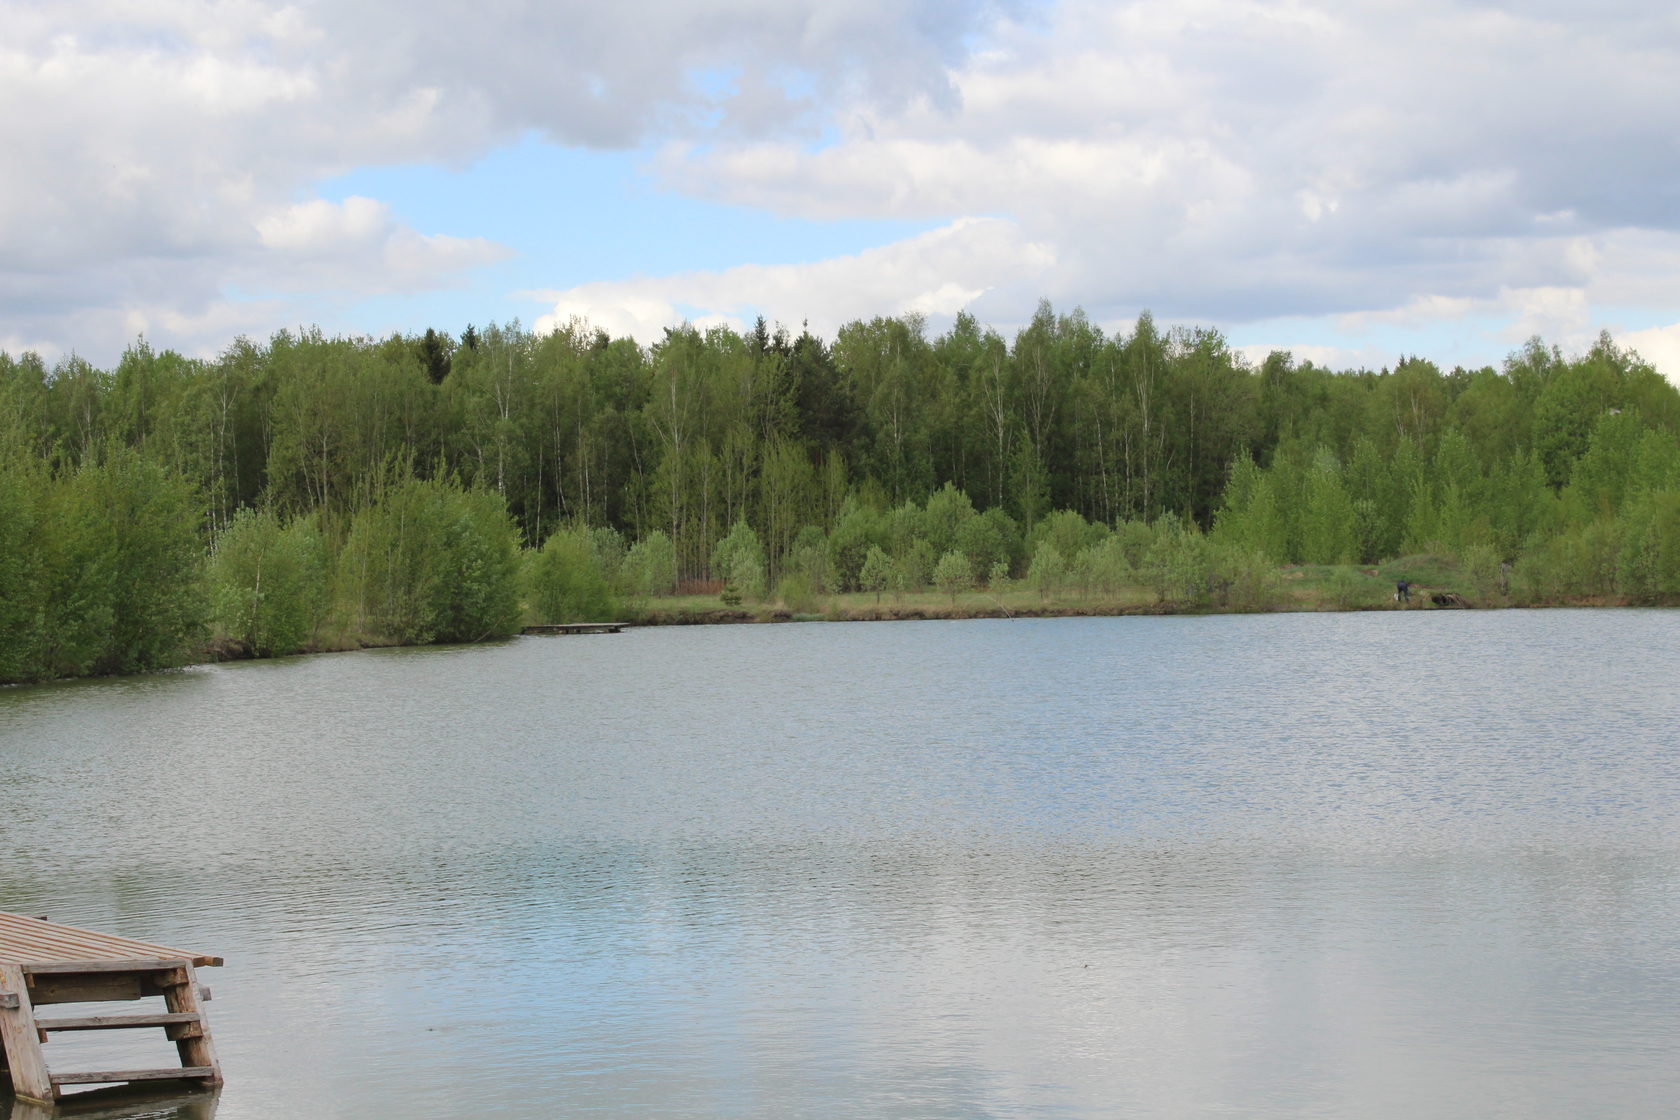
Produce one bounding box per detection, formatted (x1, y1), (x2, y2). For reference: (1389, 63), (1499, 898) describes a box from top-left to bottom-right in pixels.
(1, 911), (222, 1106)
(521, 622), (626, 635)
(0, 914), (221, 970)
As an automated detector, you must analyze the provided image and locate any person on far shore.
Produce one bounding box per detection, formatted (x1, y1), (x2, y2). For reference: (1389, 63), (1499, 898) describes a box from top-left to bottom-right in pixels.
(1396, 578), (1410, 603)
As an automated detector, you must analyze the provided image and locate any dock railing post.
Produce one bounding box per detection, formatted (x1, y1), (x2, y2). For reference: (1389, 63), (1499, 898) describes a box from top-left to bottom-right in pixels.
(161, 962), (223, 1084)
(0, 963), (54, 1103)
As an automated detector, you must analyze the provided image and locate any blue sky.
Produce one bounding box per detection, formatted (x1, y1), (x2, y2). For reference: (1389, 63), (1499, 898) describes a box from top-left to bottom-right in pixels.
(4, 1), (1680, 379)
(315, 134), (939, 336)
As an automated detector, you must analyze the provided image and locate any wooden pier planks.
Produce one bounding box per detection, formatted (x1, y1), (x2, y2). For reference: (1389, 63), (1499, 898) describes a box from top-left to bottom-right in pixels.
(0, 912), (223, 1104)
(0, 912), (220, 969)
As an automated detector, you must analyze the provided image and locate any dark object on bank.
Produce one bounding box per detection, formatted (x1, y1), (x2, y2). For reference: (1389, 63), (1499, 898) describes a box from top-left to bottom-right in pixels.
(0, 911), (223, 1105)
(521, 622), (626, 635)
(1430, 592), (1472, 608)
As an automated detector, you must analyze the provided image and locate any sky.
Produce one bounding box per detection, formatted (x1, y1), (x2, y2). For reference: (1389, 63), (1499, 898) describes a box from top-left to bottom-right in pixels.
(5, 0), (1680, 379)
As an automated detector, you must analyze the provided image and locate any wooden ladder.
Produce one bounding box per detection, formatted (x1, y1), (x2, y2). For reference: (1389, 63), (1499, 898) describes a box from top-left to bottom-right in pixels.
(1, 958), (222, 1104)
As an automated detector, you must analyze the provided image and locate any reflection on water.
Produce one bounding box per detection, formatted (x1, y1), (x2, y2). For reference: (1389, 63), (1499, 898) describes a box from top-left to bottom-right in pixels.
(2, 611), (1678, 1118)
(0, 1088), (216, 1120)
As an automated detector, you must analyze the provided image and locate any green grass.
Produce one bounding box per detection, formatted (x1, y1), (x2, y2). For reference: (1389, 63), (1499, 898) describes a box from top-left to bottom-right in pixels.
(618, 553), (1509, 626)
(1375, 554), (1465, 588)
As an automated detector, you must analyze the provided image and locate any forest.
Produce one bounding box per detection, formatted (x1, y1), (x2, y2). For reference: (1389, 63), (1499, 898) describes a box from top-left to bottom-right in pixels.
(4, 301), (1680, 684)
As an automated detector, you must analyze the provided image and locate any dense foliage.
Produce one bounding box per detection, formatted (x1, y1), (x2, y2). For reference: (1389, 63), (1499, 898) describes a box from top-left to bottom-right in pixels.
(3, 304), (1679, 682)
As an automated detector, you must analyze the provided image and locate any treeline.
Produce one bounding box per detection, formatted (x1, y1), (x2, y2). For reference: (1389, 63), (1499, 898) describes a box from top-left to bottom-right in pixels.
(3, 304), (1679, 682)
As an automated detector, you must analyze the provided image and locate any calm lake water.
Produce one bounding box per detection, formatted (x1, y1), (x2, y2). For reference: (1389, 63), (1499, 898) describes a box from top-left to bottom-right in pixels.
(2, 611), (1677, 1119)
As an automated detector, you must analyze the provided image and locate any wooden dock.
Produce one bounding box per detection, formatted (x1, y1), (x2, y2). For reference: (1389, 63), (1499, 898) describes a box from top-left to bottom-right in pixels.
(521, 622), (626, 635)
(0, 911), (222, 1105)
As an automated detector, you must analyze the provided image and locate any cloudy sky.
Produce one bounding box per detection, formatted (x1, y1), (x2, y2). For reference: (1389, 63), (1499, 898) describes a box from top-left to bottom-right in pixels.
(5, 0), (1680, 376)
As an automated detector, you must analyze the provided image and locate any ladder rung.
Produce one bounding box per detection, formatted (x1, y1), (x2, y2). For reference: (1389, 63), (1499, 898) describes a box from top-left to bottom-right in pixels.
(37, 1012), (201, 1032)
(50, 1066), (216, 1085)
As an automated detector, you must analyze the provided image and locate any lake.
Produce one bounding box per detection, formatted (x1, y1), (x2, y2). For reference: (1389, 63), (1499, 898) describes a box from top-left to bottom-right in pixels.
(2, 611), (1677, 1118)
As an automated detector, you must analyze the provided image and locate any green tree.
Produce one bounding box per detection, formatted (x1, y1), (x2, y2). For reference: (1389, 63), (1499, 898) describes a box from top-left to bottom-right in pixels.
(1533, 354), (1622, 488)
(26, 467), (117, 679)
(786, 525), (831, 593)
(955, 507), (1019, 580)
(898, 538), (937, 591)
(859, 545), (897, 603)
(620, 530), (677, 603)
(1079, 536), (1131, 595)
(932, 549), (974, 604)
(1213, 452), (1288, 561)
(1299, 448), (1358, 564)
(2, 451), (210, 680)
(209, 509), (328, 656)
(1144, 515), (1214, 606)
(758, 439), (817, 577)
(528, 526), (617, 622)
(1615, 490), (1680, 601)
(1568, 410), (1647, 517)
(337, 478), (522, 644)
(0, 450), (47, 682)
(89, 452), (208, 675)
(827, 499), (885, 590)
(711, 519), (767, 600)
(440, 488), (525, 641)
(1027, 540), (1067, 601)
(922, 482), (977, 556)
(1007, 429), (1050, 530)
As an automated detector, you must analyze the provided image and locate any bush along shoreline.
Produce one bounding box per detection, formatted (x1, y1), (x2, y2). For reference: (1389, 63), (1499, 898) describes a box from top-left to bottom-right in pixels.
(6, 311), (1680, 683)
(193, 546), (1671, 676)
(3, 485), (1660, 686)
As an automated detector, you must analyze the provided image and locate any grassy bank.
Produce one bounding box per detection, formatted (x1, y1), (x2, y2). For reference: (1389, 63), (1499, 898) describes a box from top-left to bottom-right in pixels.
(188, 552), (1652, 672)
(617, 554), (1576, 626)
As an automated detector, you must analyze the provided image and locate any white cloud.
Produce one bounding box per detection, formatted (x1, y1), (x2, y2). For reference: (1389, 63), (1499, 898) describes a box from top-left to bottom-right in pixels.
(1232, 341), (1393, 375)
(1332, 286), (1597, 347)
(257, 198), (392, 252)
(5, 0), (1679, 369)
(651, 0), (1680, 340)
(1336, 295), (1487, 334)
(530, 217), (1052, 343)
(255, 197), (507, 290)
(1621, 323), (1680, 386)
(0, 0), (1007, 361)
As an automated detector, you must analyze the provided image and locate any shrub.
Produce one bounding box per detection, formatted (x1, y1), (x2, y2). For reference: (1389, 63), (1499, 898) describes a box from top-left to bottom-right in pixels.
(1615, 491), (1680, 601)
(1143, 516), (1214, 606)
(209, 509), (328, 656)
(1211, 545), (1282, 612)
(338, 479), (522, 644)
(528, 526), (616, 623)
(899, 538), (936, 591)
(1080, 536), (1131, 595)
(1027, 540), (1067, 601)
(932, 549), (974, 604)
(1457, 542), (1504, 603)
(788, 525), (831, 592)
(827, 500), (885, 591)
(957, 507), (1021, 578)
(859, 545), (898, 603)
(31, 452), (207, 677)
(775, 572), (818, 614)
(711, 520), (767, 600)
(587, 526), (627, 586)
(620, 530), (677, 602)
